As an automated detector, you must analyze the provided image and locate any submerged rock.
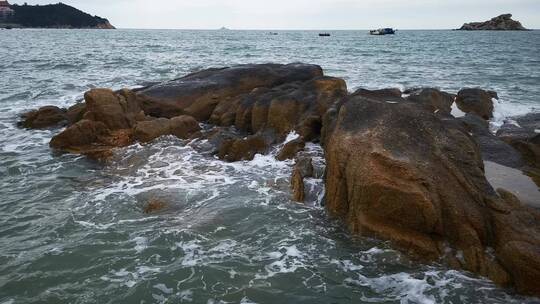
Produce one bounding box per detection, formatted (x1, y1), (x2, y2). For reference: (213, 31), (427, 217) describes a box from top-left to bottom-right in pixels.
(143, 199), (168, 214)
(323, 93), (540, 295)
(458, 14), (528, 31)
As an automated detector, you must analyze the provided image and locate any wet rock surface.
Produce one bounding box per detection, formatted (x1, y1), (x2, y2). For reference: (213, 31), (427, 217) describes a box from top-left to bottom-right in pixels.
(19, 63), (540, 296)
(324, 91), (540, 295)
(455, 88), (496, 120)
(460, 113), (525, 168)
(497, 113), (540, 171)
(138, 63), (324, 120)
(291, 156), (314, 202)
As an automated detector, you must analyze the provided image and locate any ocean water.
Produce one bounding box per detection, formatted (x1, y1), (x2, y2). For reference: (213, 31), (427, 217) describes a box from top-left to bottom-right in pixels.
(0, 29), (539, 304)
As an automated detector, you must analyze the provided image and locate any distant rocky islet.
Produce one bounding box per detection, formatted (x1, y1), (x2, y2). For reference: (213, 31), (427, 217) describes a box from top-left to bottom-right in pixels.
(458, 14), (528, 31)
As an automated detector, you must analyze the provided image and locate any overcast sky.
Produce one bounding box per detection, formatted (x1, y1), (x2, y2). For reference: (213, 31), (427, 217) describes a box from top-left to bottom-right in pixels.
(11, 0), (540, 29)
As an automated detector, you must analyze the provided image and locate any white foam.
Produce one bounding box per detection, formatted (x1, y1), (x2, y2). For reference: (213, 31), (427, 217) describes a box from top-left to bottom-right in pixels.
(284, 131), (300, 144)
(153, 283), (173, 294)
(178, 290), (193, 302)
(134, 236), (148, 253)
(240, 297), (258, 304)
(451, 102), (466, 118)
(491, 97), (535, 130)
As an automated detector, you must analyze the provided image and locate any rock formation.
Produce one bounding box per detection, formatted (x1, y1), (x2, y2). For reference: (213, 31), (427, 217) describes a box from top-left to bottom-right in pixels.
(455, 88), (497, 120)
(19, 63), (540, 296)
(459, 14), (528, 31)
(24, 64), (346, 161)
(324, 89), (540, 295)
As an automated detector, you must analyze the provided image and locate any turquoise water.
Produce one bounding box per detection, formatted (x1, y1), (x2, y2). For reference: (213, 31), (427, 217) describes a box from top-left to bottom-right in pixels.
(0, 29), (539, 303)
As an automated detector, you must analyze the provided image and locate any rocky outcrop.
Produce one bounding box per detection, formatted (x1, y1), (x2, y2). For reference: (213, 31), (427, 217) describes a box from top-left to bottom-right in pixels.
(324, 91), (540, 295)
(19, 106), (67, 129)
(459, 14), (528, 31)
(455, 88), (496, 120)
(26, 64), (347, 162)
(138, 63), (324, 120)
(19, 63), (540, 296)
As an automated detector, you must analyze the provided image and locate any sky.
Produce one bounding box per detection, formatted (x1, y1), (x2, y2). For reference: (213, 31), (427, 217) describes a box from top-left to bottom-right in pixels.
(11, 0), (540, 30)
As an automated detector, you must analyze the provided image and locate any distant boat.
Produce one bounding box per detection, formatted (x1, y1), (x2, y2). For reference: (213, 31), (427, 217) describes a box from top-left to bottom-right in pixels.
(4, 26), (12, 30)
(220, 27), (229, 30)
(319, 33), (331, 37)
(269, 32), (278, 35)
(369, 28), (396, 35)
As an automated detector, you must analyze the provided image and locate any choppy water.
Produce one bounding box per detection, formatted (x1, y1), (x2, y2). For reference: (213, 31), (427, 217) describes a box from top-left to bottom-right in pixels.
(1, 29), (539, 304)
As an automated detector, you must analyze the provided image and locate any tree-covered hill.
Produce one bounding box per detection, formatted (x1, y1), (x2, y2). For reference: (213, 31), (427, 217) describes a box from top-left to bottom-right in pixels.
(8, 3), (114, 28)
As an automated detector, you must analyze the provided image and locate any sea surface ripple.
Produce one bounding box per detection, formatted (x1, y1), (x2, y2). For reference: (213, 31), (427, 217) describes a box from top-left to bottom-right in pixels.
(0, 29), (539, 304)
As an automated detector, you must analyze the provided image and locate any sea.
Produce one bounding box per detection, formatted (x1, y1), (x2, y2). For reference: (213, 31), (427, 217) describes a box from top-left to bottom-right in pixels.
(0, 29), (539, 304)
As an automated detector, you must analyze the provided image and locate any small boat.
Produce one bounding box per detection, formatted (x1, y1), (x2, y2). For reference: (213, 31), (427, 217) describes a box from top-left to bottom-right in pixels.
(269, 32), (278, 35)
(369, 28), (396, 35)
(319, 33), (331, 37)
(4, 26), (12, 30)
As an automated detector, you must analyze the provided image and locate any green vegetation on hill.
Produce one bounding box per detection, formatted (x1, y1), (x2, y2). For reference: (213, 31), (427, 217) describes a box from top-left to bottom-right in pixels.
(8, 3), (114, 28)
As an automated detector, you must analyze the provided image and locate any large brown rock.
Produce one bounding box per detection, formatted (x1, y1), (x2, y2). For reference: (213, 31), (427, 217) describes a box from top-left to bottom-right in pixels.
(19, 106), (67, 129)
(48, 88), (145, 157)
(455, 88), (497, 120)
(324, 94), (540, 295)
(133, 118), (172, 143)
(138, 63), (324, 120)
(222, 76), (347, 138)
(83, 88), (144, 130)
(49, 119), (134, 159)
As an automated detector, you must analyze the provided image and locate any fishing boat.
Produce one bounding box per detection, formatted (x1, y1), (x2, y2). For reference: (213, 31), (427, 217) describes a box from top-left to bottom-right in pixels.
(369, 28), (396, 35)
(319, 33), (331, 37)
